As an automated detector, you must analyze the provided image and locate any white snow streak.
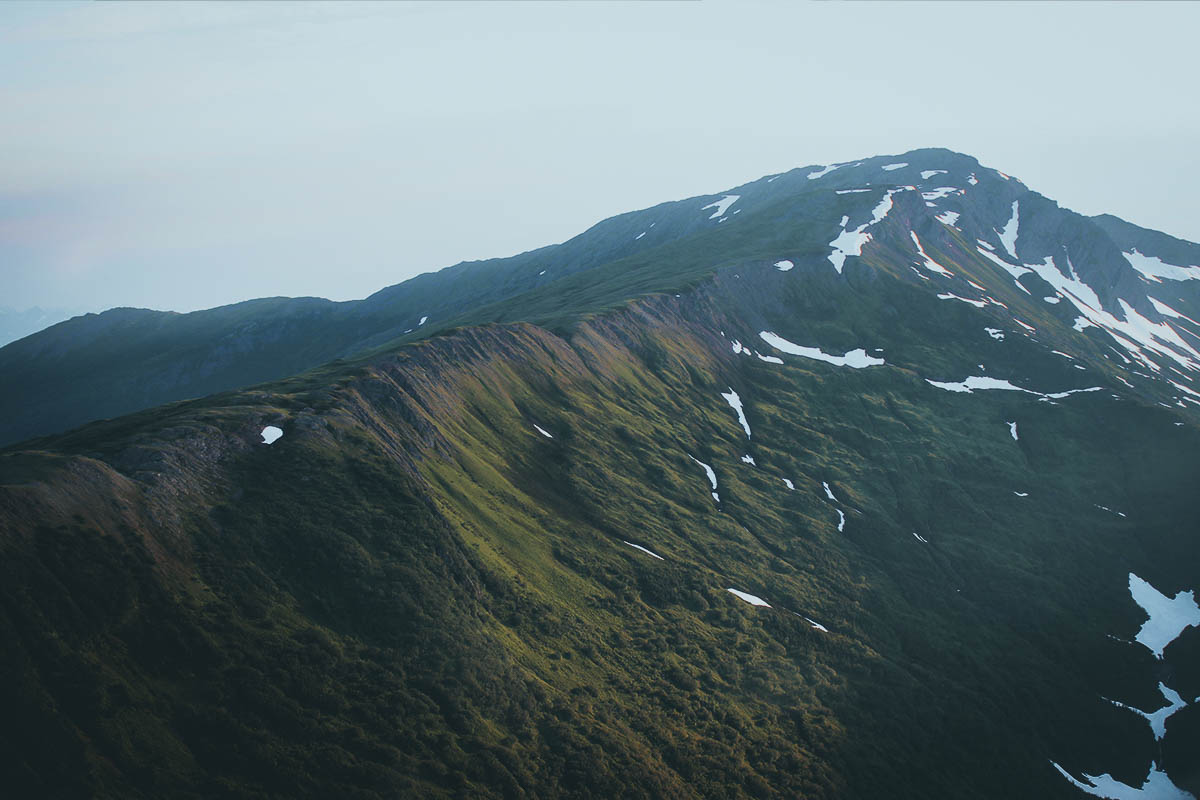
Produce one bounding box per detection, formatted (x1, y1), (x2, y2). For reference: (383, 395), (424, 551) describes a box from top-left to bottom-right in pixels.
(1149, 297), (1200, 327)
(721, 388), (752, 437)
(1105, 683), (1188, 741)
(1128, 573), (1200, 658)
(938, 292), (988, 309)
(701, 195), (740, 219)
(911, 232), (954, 276)
(623, 541), (665, 560)
(921, 187), (960, 201)
(1123, 249), (1200, 282)
(994, 254), (1200, 372)
(1050, 761), (1194, 800)
(998, 201), (1020, 259)
(533, 424), (554, 439)
(925, 376), (1035, 394)
(807, 164), (841, 180)
(827, 190), (903, 272)
(688, 455), (720, 502)
(728, 588), (770, 607)
(759, 331), (884, 368)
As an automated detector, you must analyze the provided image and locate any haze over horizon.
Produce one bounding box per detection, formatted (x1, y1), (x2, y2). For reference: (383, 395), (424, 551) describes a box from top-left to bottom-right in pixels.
(3, 0), (1198, 320)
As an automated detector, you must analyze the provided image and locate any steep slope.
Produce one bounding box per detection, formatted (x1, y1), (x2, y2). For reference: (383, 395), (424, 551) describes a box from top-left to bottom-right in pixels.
(2, 150), (1199, 798)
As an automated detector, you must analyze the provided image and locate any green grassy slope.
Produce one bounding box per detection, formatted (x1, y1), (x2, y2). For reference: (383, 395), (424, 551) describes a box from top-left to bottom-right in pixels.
(2, 250), (1197, 797)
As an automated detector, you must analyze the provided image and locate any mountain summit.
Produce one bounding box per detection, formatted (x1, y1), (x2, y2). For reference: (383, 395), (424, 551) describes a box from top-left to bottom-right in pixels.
(1, 148), (1198, 798)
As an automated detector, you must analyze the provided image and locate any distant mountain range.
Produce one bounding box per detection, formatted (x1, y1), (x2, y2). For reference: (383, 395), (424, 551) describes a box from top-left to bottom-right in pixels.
(0, 306), (92, 349)
(1, 148), (1197, 798)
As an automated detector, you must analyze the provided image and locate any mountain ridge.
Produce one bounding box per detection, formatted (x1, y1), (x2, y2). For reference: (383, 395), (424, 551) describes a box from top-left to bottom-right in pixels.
(2, 147), (1199, 797)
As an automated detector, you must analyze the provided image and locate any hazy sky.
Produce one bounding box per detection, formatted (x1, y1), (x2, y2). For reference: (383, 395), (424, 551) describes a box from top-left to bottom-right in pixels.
(2, 0), (1198, 315)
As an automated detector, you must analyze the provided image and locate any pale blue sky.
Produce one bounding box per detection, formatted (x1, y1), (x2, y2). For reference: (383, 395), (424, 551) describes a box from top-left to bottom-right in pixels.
(2, 0), (1197, 315)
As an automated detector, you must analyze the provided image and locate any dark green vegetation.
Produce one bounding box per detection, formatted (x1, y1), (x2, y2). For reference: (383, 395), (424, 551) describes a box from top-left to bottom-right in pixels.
(2, 150), (1199, 798)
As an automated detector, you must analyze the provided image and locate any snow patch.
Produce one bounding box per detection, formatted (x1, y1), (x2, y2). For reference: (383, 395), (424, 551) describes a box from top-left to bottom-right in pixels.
(998, 201), (1020, 259)
(721, 388), (752, 437)
(1105, 683), (1188, 741)
(912, 532), (929, 543)
(774, 260), (794, 272)
(938, 292), (987, 309)
(728, 588), (770, 607)
(807, 164), (841, 180)
(1042, 387), (1104, 400)
(1050, 761), (1194, 800)
(757, 354), (784, 364)
(701, 195), (740, 219)
(635, 232), (646, 240)
(925, 376), (1035, 394)
(836, 508), (846, 532)
(1128, 573), (1200, 658)
(260, 426), (283, 445)
(936, 210), (960, 227)
(1014, 492), (1029, 497)
(881, 162), (908, 171)
(1008, 421), (1019, 440)
(823, 482), (838, 502)
(911, 232), (954, 276)
(985, 328), (1005, 341)
(826, 190), (904, 272)
(920, 169), (948, 180)
(782, 478), (795, 490)
(741, 454), (757, 466)
(688, 454), (720, 503)
(1123, 249), (1200, 282)
(921, 187), (960, 201)
(759, 331), (884, 368)
(623, 541), (665, 560)
(1008, 255), (1200, 371)
(1149, 297), (1200, 326)
(419, 316), (428, 326)
(533, 424), (554, 439)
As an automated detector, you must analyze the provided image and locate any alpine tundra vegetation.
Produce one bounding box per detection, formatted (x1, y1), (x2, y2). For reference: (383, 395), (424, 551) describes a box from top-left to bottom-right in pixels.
(2, 148), (1199, 798)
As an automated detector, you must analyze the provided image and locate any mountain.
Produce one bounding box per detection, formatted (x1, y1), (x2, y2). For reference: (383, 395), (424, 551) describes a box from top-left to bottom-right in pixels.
(1, 148), (1199, 798)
